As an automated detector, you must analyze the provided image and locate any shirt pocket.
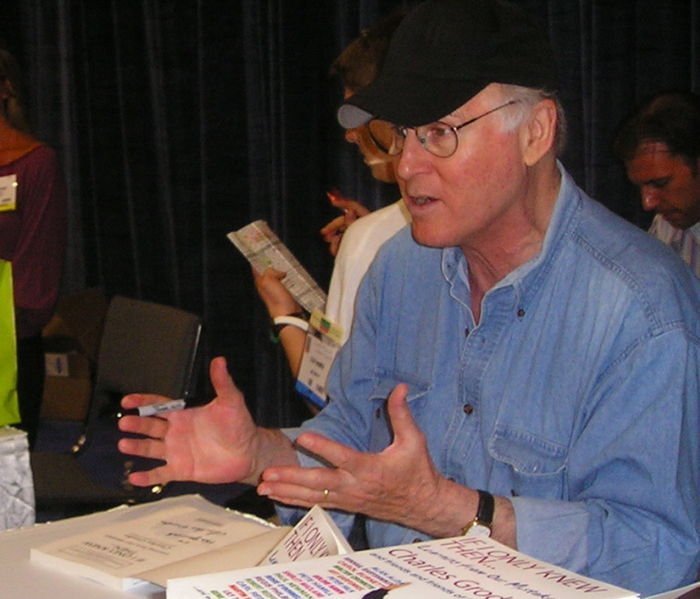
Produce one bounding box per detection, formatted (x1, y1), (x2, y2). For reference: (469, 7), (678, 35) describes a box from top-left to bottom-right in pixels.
(488, 423), (568, 499)
(366, 376), (430, 453)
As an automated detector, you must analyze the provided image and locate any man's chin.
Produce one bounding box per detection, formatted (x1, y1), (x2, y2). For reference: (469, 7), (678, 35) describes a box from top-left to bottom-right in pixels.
(661, 213), (692, 230)
(410, 223), (451, 249)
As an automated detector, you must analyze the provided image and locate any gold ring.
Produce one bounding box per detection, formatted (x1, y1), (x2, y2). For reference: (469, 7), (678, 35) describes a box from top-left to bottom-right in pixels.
(322, 488), (330, 499)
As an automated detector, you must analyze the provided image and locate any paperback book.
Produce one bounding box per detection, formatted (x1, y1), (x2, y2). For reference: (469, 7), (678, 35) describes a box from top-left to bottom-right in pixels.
(30, 495), (349, 592)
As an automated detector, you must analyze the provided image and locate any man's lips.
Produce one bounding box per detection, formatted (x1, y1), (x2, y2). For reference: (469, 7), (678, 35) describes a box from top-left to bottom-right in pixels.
(406, 194), (436, 207)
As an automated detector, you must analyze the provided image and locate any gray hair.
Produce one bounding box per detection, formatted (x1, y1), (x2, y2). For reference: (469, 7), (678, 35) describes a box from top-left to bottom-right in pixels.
(497, 83), (567, 157)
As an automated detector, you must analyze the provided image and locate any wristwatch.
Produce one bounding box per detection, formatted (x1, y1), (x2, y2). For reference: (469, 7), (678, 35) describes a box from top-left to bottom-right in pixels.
(461, 489), (494, 537)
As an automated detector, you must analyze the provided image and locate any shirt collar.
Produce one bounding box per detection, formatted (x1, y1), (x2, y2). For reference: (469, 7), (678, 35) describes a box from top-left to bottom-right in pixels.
(688, 220), (700, 242)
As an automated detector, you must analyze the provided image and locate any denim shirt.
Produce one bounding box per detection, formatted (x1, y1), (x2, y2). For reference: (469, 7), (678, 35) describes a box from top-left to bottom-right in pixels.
(280, 167), (700, 595)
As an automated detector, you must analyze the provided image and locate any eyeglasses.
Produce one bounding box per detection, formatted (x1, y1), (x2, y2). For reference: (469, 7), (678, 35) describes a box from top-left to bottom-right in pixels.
(367, 100), (518, 158)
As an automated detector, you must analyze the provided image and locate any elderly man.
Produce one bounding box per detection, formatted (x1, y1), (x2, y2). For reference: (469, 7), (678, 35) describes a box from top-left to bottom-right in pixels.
(119, 0), (700, 594)
(614, 92), (700, 277)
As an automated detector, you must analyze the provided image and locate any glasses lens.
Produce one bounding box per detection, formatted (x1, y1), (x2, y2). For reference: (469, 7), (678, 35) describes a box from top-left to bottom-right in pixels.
(368, 120), (401, 155)
(420, 123), (457, 157)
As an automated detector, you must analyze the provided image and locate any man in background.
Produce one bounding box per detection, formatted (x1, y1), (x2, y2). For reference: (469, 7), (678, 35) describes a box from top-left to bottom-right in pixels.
(614, 91), (700, 276)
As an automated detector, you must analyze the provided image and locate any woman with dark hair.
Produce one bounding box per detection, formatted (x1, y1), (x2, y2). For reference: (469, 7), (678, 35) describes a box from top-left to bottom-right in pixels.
(0, 48), (67, 447)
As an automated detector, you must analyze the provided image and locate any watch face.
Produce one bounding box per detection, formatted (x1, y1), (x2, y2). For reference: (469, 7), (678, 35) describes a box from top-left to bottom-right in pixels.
(464, 522), (491, 538)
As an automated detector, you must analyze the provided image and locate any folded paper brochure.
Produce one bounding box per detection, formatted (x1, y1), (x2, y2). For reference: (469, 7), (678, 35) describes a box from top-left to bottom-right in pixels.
(227, 220), (326, 314)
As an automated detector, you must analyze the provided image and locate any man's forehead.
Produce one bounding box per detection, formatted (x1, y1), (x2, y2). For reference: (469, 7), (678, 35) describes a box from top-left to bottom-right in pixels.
(628, 142), (676, 173)
(626, 142), (693, 183)
(629, 142), (695, 173)
(633, 140), (673, 158)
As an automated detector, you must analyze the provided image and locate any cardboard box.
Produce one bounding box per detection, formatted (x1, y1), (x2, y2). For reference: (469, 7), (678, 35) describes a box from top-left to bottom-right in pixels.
(42, 288), (108, 364)
(41, 350), (92, 421)
(40, 289), (107, 422)
(40, 375), (91, 421)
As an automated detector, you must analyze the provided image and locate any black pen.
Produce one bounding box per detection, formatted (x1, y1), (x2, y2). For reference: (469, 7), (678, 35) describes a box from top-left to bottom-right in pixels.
(117, 398), (186, 418)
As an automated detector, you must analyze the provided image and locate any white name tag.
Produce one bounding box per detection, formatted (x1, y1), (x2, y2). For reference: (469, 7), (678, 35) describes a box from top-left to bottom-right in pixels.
(295, 310), (342, 409)
(0, 174), (18, 212)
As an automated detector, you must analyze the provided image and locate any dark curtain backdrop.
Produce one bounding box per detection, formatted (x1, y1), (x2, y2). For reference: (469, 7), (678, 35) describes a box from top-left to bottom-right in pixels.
(1, 1), (698, 427)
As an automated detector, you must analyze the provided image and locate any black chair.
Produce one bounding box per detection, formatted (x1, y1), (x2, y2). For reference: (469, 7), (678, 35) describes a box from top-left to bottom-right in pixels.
(31, 295), (204, 517)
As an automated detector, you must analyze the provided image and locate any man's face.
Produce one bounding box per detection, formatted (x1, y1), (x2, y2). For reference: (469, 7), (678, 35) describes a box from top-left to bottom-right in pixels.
(625, 141), (700, 230)
(394, 85), (529, 252)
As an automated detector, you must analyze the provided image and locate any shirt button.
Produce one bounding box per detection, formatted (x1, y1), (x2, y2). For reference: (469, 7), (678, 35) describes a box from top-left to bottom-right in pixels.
(463, 404), (474, 415)
(375, 407), (381, 419)
(464, 327), (470, 337)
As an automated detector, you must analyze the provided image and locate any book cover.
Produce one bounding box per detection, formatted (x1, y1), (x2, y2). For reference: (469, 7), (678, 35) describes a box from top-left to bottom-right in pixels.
(29, 495), (354, 592)
(31, 496), (284, 591)
(167, 536), (639, 599)
(261, 504), (352, 565)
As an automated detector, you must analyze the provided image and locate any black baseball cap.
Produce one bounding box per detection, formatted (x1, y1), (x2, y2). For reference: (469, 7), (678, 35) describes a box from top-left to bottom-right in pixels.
(338, 0), (558, 129)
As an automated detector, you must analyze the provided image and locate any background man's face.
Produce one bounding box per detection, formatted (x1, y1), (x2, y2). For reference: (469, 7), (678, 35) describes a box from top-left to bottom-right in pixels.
(625, 141), (700, 230)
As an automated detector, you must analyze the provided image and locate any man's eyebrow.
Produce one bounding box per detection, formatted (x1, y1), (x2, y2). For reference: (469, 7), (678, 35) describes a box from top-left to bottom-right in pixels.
(641, 175), (671, 186)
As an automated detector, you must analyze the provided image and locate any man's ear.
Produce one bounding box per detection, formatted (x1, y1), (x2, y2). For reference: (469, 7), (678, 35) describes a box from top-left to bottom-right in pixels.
(519, 98), (557, 166)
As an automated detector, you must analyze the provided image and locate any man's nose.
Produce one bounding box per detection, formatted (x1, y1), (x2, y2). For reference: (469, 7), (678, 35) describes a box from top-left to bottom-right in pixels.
(641, 187), (660, 211)
(345, 128), (359, 144)
(396, 131), (430, 180)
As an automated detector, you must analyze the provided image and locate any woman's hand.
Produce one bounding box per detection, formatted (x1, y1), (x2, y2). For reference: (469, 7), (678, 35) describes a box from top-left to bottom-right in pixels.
(253, 267), (301, 318)
(320, 189), (371, 256)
